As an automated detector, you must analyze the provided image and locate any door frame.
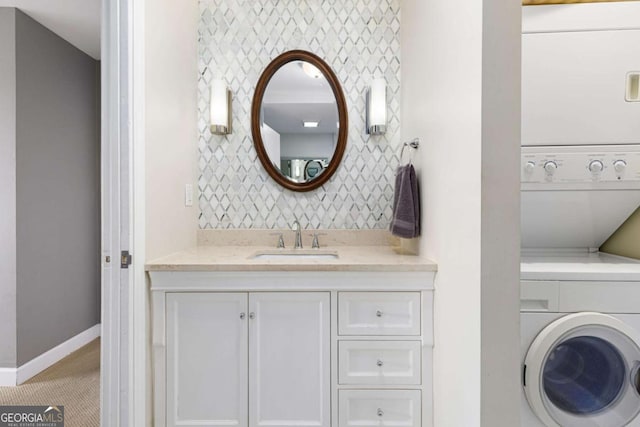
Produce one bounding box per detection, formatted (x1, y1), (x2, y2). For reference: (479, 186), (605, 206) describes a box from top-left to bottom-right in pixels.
(101, 0), (146, 425)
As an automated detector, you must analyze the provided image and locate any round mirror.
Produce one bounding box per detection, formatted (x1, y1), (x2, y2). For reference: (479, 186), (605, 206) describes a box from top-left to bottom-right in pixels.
(251, 50), (348, 192)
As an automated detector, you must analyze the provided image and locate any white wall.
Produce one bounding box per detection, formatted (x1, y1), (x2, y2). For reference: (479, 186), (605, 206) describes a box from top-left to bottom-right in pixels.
(145, 0), (198, 261)
(401, 0), (521, 425)
(0, 7), (17, 368)
(143, 1), (198, 424)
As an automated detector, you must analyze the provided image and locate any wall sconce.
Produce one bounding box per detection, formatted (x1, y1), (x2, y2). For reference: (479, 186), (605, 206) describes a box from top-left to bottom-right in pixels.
(366, 78), (386, 135)
(210, 79), (232, 135)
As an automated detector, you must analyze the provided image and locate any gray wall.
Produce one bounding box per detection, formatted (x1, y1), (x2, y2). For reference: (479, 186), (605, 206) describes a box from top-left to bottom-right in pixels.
(0, 8), (17, 368)
(14, 10), (100, 365)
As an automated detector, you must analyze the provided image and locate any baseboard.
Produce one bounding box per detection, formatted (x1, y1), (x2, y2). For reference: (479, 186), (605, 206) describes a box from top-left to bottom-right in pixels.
(0, 324), (101, 386)
(0, 368), (17, 386)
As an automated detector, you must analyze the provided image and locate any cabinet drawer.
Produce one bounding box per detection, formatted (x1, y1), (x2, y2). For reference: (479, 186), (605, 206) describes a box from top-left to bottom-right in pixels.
(339, 389), (421, 427)
(339, 341), (421, 385)
(338, 292), (421, 336)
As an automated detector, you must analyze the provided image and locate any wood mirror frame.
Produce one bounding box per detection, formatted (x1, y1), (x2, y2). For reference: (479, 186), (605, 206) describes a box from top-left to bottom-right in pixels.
(251, 50), (348, 192)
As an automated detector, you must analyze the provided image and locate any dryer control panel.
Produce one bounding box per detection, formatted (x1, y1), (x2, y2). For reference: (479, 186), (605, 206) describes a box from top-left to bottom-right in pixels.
(522, 145), (640, 190)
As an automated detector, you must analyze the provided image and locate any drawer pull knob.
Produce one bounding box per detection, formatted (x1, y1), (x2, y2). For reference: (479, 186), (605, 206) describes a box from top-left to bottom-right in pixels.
(376, 310), (383, 317)
(377, 359), (384, 367)
(377, 408), (384, 417)
(240, 312), (246, 319)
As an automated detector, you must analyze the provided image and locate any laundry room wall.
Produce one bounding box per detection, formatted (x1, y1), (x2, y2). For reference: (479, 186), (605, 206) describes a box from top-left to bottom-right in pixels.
(601, 208), (640, 260)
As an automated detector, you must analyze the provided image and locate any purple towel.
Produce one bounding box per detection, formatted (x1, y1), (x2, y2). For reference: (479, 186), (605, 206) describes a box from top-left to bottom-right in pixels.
(390, 164), (420, 238)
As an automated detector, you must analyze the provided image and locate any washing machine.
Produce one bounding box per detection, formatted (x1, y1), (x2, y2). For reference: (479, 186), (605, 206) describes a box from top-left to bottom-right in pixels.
(520, 253), (640, 427)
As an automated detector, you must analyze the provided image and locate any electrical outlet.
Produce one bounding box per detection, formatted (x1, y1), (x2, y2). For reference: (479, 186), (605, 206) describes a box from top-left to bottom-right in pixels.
(185, 184), (193, 207)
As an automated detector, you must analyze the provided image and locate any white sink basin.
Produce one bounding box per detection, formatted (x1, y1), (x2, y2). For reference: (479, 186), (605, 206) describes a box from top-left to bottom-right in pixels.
(251, 251), (339, 261)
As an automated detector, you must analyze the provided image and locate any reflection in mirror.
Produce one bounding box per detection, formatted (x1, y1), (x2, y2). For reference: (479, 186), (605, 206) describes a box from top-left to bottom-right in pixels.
(259, 60), (339, 184)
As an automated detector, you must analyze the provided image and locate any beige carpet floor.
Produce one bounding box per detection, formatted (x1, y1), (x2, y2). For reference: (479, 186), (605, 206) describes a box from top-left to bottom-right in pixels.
(0, 338), (100, 427)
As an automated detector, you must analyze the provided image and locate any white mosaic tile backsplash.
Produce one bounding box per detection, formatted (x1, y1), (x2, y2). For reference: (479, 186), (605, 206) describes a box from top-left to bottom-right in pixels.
(198, 0), (401, 229)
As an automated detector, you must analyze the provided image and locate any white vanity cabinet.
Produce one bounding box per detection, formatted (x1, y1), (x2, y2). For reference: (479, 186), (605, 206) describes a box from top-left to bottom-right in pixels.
(149, 271), (434, 427)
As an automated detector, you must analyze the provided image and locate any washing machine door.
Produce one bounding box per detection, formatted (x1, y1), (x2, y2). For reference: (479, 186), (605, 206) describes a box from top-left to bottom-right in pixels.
(524, 312), (640, 427)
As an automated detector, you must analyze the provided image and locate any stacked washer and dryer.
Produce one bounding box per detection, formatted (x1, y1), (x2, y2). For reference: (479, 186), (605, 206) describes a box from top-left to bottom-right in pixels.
(520, 3), (640, 427)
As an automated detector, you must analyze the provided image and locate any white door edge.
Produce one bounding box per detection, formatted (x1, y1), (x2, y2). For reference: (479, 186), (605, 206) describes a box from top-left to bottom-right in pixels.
(101, 0), (142, 425)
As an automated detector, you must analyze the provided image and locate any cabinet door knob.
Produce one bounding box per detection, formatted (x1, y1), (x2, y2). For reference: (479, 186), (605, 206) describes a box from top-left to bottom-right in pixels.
(240, 312), (246, 319)
(377, 408), (384, 417)
(249, 312), (255, 319)
(376, 310), (383, 317)
(376, 359), (384, 367)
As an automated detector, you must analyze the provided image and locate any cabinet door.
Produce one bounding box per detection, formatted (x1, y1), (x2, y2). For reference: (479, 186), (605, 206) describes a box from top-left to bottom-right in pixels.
(249, 292), (330, 427)
(166, 293), (248, 427)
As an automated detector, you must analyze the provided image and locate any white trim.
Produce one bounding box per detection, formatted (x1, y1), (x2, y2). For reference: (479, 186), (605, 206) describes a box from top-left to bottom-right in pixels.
(0, 324), (100, 386)
(523, 2), (640, 34)
(0, 369), (16, 387)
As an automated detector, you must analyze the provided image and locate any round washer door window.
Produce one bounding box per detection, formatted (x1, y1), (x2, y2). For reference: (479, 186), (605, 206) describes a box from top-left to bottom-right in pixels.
(524, 313), (640, 427)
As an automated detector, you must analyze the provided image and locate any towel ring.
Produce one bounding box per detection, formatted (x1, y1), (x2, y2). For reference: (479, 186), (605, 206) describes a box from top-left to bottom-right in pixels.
(400, 138), (420, 165)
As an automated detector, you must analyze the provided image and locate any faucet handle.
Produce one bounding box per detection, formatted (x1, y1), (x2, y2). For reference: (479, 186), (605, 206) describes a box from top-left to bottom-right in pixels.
(270, 232), (285, 248)
(309, 233), (326, 249)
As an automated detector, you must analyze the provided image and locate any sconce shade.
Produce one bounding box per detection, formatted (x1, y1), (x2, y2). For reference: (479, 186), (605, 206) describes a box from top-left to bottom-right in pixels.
(367, 78), (386, 135)
(210, 79), (231, 135)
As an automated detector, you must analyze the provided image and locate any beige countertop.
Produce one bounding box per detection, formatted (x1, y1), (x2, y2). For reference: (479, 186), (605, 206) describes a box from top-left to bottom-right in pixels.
(145, 245), (437, 272)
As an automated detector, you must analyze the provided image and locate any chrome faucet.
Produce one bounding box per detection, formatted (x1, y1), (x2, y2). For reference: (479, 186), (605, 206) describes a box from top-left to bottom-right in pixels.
(292, 218), (303, 249)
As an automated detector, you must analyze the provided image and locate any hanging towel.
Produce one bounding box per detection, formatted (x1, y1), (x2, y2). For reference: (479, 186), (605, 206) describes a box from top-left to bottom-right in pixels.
(390, 164), (420, 238)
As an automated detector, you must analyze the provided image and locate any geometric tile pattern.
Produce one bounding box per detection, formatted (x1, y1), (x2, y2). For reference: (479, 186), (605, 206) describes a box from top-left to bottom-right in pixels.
(198, 0), (402, 229)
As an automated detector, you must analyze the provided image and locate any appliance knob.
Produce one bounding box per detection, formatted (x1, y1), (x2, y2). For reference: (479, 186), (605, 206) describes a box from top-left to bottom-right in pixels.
(543, 161), (557, 175)
(614, 160), (627, 173)
(588, 160), (604, 174)
(524, 161), (535, 174)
